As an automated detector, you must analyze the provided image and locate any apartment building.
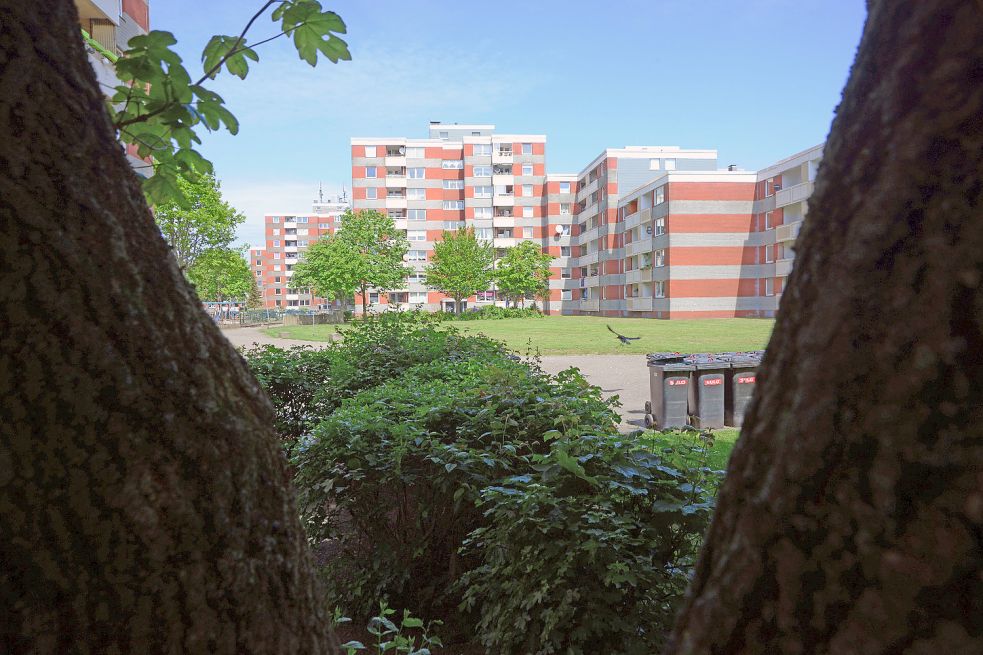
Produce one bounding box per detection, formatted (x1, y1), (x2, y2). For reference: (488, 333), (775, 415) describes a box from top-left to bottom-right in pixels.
(250, 198), (350, 309)
(351, 122), (561, 312)
(345, 122), (820, 318)
(76, 0), (150, 175)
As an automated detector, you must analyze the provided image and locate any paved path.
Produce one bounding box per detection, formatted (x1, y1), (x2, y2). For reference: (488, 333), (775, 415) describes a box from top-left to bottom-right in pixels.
(221, 326), (651, 432)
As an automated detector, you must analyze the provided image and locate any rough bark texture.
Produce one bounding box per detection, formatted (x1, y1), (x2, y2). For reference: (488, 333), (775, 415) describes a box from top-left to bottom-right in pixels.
(666, 1), (983, 653)
(0, 3), (340, 653)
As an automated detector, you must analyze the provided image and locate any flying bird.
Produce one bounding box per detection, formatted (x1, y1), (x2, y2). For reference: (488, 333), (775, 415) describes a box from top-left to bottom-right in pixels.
(607, 324), (641, 345)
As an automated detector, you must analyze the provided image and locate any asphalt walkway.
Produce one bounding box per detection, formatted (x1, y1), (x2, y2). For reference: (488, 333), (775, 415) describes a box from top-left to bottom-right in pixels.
(221, 326), (650, 432)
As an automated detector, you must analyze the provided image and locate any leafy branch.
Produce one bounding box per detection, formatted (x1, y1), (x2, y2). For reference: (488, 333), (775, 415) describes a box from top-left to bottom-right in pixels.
(107, 0), (351, 206)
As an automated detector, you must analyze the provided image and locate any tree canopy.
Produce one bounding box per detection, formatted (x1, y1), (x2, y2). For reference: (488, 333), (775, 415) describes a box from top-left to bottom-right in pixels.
(187, 247), (254, 302)
(292, 209), (410, 315)
(425, 228), (495, 313)
(495, 241), (554, 307)
(154, 173), (244, 270)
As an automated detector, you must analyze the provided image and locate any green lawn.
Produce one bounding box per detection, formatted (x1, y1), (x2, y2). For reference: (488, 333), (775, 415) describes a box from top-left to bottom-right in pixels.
(263, 316), (774, 355)
(640, 427), (740, 473)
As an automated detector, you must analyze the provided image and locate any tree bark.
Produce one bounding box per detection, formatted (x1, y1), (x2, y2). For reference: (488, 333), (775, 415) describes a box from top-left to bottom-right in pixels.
(0, 3), (339, 653)
(360, 284), (368, 316)
(666, 1), (983, 652)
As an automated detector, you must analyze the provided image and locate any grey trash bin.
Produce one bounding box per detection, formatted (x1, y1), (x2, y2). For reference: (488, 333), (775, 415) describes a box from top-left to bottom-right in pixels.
(687, 355), (729, 429)
(724, 352), (761, 427)
(647, 355), (694, 429)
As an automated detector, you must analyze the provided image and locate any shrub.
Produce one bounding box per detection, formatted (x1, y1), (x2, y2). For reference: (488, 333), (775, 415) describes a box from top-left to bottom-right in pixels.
(292, 356), (619, 623)
(458, 429), (723, 655)
(242, 314), (509, 444)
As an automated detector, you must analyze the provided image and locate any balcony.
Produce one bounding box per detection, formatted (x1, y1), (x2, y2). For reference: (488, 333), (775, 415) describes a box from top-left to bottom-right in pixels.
(385, 176), (407, 187)
(626, 238), (653, 257)
(493, 237), (516, 248)
(283, 221), (297, 229)
(577, 178), (599, 202)
(385, 197), (407, 209)
(578, 251), (600, 266)
(493, 194), (514, 207)
(77, 0), (122, 25)
(775, 181), (813, 208)
(775, 220), (802, 243)
(491, 174), (514, 186)
(627, 297), (654, 312)
(492, 149), (514, 164)
(775, 257), (795, 277)
(493, 216), (515, 228)
(393, 219), (408, 230)
(579, 298), (600, 312)
(625, 268), (653, 284)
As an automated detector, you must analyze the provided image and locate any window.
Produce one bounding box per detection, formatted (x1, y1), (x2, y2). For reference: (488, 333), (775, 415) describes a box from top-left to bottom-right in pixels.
(407, 250), (427, 262)
(408, 167), (425, 179)
(270, 216), (279, 223)
(475, 228), (493, 240)
(764, 278), (774, 296)
(560, 203), (571, 215)
(521, 206), (534, 218)
(559, 182), (571, 194)
(521, 143), (532, 154)
(523, 227), (534, 238)
(273, 264), (281, 271)
(473, 144), (492, 156)
(443, 200), (464, 210)
(272, 240), (280, 247)
(366, 188), (377, 200)
(764, 245), (775, 263)
(408, 188), (426, 200)
(364, 146), (376, 158)
(408, 209), (426, 221)
(407, 230), (426, 241)
(476, 290), (495, 302)
(439, 131), (449, 139)
(297, 228), (308, 236)
(298, 240), (308, 247)
(655, 186), (666, 204)
(495, 185), (514, 196)
(664, 158), (676, 171)
(561, 289), (572, 300)
(406, 147), (425, 158)
(522, 164), (534, 176)
(471, 165), (491, 177)
(474, 185), (493, 198)
(521, 184), (533, 197)
(443, 220), (465, 230)
(655, 281), (666, 298)
(560, 246), (571, 256)
(655, 249), (666, 267)
(765, 211), (774, 229)
(443, 179), (464, 189)
(365, 166), (377, 178)
(654, 217), (666, 236)
(408, 272), (425, 283)
(274, 288), (281, 295)
(272, 228), (280, 236)
(255, 260), (262, 266)
(409, 291), (428, 303)
(556, 224), (570, 236)
(274, 276), (281, 283)
(442, 160), (464, 169)
(649, 158), (661, 170)
(295, 216), (308, 223)
(473, 207), (492, 219)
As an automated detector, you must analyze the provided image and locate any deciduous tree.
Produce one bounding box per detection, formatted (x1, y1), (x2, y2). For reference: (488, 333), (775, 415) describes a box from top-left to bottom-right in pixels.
(495, 241), (553, 308)
(292, 209), (410, 316)
(0, 2), (343, 652)
(666, 1), (983, 652)
(187, 247), (253, 302)
(154, 173), (245, 271)
(425, 227), (495, 314)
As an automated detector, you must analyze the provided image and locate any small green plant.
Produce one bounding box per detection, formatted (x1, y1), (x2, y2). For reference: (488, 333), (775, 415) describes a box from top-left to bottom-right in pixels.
(335, 602), (442, 655)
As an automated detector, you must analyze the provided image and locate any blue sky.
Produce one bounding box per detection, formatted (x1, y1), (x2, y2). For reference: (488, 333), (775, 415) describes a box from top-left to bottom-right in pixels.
(151, 0), (868, 248)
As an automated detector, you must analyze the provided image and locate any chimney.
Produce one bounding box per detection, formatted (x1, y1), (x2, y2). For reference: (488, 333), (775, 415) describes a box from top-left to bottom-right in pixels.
(727, 164), (738, 171)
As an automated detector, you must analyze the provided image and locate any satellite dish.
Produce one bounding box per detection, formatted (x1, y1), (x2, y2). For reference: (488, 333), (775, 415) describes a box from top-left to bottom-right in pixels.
(555, 224), (564, 235)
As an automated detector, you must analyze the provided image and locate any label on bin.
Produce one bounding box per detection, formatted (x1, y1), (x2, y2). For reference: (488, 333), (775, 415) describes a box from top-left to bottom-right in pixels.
(737, 376), (756, 384)
(666, 379), (688, 386)
(703, 378), (722, 386)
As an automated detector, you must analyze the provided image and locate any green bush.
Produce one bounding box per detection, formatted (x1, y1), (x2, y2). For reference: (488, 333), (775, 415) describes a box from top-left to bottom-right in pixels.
(242, 314), (508, 444)
(292, 356), (620, 623)
(458, 430), (722, 655)
(395, 306), (543, 322)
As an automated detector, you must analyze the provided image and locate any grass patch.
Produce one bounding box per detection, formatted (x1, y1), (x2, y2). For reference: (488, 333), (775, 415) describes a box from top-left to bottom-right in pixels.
(640, 427), (740, 473)
(264, 316), (774, 355)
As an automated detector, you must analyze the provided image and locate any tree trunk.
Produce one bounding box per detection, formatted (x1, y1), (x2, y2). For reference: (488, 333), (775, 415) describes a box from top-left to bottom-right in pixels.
(360, 284), (368, 316)
(455, 294), (462, 315)
(666, 1), (983, 652)
(0, 3), (339, 653)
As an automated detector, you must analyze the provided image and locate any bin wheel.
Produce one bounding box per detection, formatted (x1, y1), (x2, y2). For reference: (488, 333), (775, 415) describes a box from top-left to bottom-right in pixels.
(644, 400), (652, 414)
(644, 413), (654, 428)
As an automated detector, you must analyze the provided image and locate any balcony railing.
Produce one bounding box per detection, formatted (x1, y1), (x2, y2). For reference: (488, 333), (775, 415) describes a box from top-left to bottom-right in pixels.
(774, 181), (814, 208)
